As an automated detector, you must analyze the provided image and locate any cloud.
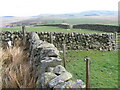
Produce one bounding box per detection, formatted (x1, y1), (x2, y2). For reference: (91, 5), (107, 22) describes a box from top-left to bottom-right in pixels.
(0, 0), (119, 16)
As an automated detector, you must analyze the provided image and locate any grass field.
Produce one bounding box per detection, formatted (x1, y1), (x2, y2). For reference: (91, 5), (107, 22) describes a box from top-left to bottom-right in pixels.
(104, 23), (118, 26)
(62, 18), (113, 24)
(1, 26), (105, 33)
(34, 18), (118, 26)
(40, 18), (108, 24)
(61, 50), (118, 88)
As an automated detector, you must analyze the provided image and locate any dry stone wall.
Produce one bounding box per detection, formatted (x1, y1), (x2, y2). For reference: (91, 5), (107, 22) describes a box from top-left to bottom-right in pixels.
(73, 24), (119, 32)
(37, 32), (116, 51)
(29, 32), (85, 89)
(35, 24), (119, 32)
(0, 31), (29, 48)
(0, 31), (117, 51)
(35, 24), (70, 29)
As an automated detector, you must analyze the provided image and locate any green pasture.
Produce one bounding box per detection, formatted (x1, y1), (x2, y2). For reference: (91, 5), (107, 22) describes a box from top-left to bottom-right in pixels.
(1, 26), (105, 33)
(61, 50), (118, 88)
(36, 18), (118, 26)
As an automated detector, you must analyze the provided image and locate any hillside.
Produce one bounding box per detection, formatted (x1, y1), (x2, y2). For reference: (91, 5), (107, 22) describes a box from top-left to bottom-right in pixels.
(1, 10), (118, 27)
(0, 16), (32, 27)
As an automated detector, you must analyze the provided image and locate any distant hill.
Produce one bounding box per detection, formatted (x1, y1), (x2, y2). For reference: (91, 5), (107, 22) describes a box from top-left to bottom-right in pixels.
(2, 16), (14, 18)
(78, 10), (117, 16)
(1, 10), (118, 27)
(0, 16), (32, 27)
(34, 10), (118, 17)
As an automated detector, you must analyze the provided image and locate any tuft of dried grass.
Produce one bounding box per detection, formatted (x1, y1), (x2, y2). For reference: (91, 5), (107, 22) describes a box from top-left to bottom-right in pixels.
(0, 46), (37, 88)
(0, 48), (4, 89)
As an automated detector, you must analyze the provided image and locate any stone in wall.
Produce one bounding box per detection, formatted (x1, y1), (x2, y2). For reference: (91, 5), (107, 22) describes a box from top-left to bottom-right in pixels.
(54, 79), (85, 89)
(38, 72), (57, 88)
(53, 65), (66, 75)
(54, 80), (76, 89)
(48, 72), (72, 88)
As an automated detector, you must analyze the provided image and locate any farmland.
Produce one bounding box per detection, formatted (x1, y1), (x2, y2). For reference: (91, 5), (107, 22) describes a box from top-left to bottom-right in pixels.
(1, 26), (105, 33)
(36, 18), (114, 24)
(0, 25), (118, 88)
(2, 16), (117, 27)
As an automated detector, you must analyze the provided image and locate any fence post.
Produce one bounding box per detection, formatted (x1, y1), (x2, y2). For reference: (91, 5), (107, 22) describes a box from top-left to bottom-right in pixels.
(22, 25), (26, 46)
(114, 32), (118, 50)
(63, 44), (66, 69)
(86, 57), (90, 90)
(50, 32), (53, 44)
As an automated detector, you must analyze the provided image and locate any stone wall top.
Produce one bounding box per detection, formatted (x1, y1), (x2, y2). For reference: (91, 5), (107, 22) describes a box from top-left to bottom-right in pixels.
(0, 31), (117, 51)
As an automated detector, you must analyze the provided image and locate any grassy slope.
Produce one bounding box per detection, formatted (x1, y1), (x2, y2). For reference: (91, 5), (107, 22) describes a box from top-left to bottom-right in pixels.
(36, 18), (118, 25)
(64, 18), (110, 24)
(42, 18), (107, 24)
(1, 26), (105, 33)
(62, 50), (118, 88)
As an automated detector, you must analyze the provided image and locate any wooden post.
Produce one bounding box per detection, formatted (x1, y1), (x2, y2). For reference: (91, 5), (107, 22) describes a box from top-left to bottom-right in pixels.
(114, 32), (118, 50)
(86, 57), (90, 90)
(63, 44), (66, 69)
(22, 25), (26, 46)
(50, 32), (53, 44)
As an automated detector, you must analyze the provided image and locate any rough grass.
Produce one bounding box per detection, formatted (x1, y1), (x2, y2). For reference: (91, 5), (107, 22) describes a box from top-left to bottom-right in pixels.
(1, 26), (105, 33)
(61, 50), (118, 88)
(0, 46), (36, 88)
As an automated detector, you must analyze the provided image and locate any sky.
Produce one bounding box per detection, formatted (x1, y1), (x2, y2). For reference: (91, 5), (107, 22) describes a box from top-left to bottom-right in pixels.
(0, 0), (119, 16)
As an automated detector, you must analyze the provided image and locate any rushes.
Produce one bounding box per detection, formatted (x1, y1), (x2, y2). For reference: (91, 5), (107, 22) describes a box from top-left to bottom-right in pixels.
(0, 46), (37, 88)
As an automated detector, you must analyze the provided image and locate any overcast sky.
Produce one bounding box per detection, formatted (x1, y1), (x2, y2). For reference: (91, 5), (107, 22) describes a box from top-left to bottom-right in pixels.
(0, 0), (119, 16)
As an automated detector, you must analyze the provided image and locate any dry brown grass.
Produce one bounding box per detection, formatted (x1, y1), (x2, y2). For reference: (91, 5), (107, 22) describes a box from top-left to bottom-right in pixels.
(0, 48), (4, 89)
(0, 45), (37, 88)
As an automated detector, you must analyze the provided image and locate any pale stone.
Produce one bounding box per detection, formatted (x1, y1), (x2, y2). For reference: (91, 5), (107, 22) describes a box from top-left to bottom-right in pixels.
(48, 72), (72, 88)
(38, 43), (55, 48)
(54, 80), (75, 89)
(72, 79), (86, 88)
(30, 32), (40, 40)
(41, 57), (62, 68)
(39, 72), (57, 88)
(47, 67), (54, 72)
(53, 65), (66, 75)
(40, 47), (60, 57)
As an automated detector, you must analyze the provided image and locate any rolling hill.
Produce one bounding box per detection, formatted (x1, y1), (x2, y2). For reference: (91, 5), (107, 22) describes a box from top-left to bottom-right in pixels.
(0, 10), (118, 27)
